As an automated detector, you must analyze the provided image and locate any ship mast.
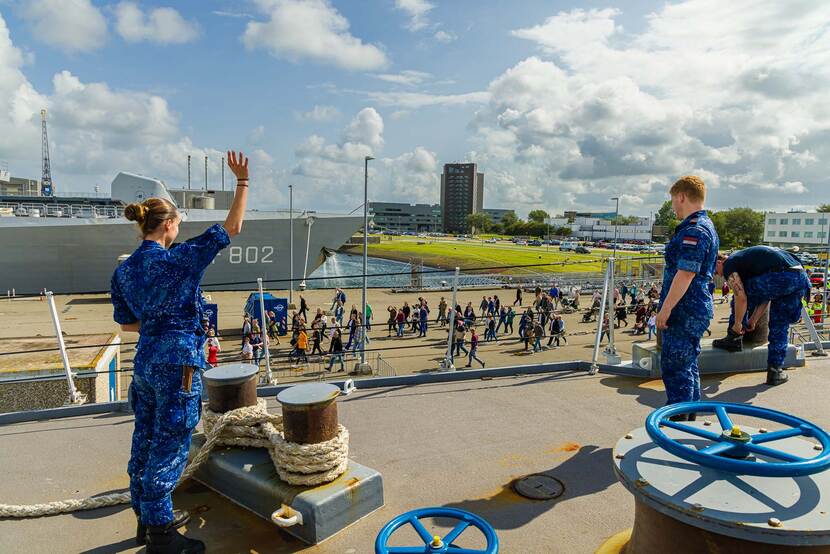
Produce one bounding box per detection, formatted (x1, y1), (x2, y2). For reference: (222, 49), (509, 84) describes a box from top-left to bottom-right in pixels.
(41, 109), (54, 197)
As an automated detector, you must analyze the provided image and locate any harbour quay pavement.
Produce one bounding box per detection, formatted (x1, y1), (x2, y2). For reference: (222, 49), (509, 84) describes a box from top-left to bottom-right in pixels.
(0, 286), (734, 387)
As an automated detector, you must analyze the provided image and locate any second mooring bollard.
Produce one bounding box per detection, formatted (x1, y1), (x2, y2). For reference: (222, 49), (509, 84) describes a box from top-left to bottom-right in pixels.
(277, 383), (340, 444)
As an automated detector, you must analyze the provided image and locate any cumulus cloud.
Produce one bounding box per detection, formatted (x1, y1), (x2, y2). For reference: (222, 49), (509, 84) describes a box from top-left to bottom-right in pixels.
(292, 107), (438, 206)
(243, 0), (388, 71)
(469, 1), (830, 215)
(296, 105), (341, 122)
(114, 2), (201, 45)
(21, 0), (107, 53)
(0, 11), (244, 199)
(395, 0), (434, 32)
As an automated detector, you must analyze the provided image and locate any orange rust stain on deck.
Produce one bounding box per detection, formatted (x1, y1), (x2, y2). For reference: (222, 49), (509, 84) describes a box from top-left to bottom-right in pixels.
(545, 442), (580, 455)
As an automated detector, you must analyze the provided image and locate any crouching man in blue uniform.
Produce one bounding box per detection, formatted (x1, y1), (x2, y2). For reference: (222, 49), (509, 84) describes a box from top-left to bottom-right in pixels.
(656, 176), (719, 415)
(712, 246), (810, 386)
(111, 151), (250, 553)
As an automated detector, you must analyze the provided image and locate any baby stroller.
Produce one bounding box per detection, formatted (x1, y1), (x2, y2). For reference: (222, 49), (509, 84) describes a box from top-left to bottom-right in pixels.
(581, 306), (598, 323)
(560, 296), (578, 313)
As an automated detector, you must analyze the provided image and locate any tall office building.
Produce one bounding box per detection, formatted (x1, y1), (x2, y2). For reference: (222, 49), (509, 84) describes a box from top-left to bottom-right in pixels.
(440, 163), (484, 233)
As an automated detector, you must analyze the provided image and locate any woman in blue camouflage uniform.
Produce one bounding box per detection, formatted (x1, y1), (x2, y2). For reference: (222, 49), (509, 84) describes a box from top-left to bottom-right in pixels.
(655, 176), (719, 411)
(111, 151), (250, 553)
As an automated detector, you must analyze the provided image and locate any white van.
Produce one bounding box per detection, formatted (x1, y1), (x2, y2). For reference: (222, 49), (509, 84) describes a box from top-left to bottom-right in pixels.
(559, 241), (578, 252)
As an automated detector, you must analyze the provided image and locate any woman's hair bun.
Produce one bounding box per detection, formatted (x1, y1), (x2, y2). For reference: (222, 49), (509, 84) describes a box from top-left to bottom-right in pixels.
(124, 202), (147, 224)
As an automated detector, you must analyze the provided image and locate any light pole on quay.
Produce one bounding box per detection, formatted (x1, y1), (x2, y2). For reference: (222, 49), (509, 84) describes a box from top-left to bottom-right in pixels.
(289, 185), (293, 308)
(360, 156), (374, 369)
(611, 197), (620, 259)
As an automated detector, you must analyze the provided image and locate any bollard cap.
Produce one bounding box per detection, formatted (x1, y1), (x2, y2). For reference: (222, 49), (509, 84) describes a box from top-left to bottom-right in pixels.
(204, 363), (259, 386)
(277, 382), (340, 407)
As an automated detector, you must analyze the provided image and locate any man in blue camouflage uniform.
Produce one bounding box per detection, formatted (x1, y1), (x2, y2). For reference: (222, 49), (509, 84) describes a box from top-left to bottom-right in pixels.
(712, 246), (810, 385)
(656, 176), (719, 412)
(111, 150), (249, 553)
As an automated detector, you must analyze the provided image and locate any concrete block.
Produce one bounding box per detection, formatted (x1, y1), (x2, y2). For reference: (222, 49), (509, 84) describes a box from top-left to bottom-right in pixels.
(188, 435), (384, 544)
(632, 340), (806, 378)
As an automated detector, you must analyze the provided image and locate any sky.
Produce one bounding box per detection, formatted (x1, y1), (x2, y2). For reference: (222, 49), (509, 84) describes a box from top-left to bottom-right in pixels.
(0, 0), (829, 218)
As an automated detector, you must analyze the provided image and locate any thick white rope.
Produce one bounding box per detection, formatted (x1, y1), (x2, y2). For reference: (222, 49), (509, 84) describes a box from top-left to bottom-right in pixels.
(0, 399), (349, 518)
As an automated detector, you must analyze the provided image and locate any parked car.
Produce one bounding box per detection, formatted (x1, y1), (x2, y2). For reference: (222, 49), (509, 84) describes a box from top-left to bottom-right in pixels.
(529, 239), (543, 246)
(575, 246), (591, 254)
(559, 241), (578, 252)
(810, 272), (825, 287)
(485, 238), (497, 243)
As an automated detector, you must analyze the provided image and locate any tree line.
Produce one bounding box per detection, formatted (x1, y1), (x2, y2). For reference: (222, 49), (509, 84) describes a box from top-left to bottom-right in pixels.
(466, 210), (572, 237)
(469, 201), (829, 248)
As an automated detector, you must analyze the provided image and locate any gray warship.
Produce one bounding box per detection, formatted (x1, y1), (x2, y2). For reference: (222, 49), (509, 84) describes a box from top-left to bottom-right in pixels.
(0, 172), (363, 294)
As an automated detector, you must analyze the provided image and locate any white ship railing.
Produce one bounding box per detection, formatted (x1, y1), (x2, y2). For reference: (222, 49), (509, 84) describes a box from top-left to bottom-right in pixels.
(0, 201), (123, 218)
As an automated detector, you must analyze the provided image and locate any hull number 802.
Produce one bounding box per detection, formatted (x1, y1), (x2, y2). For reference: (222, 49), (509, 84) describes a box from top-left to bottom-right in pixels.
(227, 246), (275, 264)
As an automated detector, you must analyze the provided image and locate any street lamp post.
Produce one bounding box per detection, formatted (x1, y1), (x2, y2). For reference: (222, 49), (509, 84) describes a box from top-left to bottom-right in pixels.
(289, 185), (294, 308)
(612, 197), (620, 259)
(361, 156), (374, 368)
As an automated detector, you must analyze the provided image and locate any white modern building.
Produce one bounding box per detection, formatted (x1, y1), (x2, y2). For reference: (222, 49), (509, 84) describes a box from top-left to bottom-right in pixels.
(764, 212), (830, 247)
(566, 216), (652, 242)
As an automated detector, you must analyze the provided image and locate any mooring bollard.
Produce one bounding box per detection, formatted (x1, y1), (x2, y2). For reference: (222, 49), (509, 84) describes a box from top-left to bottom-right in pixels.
(203, 363), (259, 413)
(277, 383), (340, 444)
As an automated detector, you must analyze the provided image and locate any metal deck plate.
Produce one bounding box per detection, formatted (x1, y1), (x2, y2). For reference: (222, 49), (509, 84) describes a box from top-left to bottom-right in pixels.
(614, 424), (830, 546)
(512, 474), (564, 500)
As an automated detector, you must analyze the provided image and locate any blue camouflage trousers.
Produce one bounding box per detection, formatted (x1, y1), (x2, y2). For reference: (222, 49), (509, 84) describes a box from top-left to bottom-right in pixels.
(128, 364), (202, 526)
(660, 327), (702, 404)
(743, 270), (811, 368)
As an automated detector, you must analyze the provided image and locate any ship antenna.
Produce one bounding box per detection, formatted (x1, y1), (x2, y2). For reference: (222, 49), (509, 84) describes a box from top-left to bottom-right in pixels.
(41, 109), (54, 197)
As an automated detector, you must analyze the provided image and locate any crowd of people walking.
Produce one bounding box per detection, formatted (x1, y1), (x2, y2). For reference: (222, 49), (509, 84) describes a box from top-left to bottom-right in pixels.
(203, 279), (683, 373)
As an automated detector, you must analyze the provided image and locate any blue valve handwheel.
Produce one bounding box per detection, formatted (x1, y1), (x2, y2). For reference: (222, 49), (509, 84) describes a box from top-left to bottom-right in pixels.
(646, 401), (830, 477)
(375, 507), (499, 554)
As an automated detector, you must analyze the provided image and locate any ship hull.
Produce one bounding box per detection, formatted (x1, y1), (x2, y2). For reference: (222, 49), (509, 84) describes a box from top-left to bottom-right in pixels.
(0, 212), (363, 294)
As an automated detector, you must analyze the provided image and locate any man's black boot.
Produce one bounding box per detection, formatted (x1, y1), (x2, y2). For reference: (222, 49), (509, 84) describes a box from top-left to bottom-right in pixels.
(712, 327), (743, 352)
(137, 510), (191, 547)
(766, 366), (789, 386)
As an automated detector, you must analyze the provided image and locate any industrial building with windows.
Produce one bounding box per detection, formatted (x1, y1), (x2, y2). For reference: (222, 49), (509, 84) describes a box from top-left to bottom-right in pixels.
(368, 202), (442, 233)
(763, 212), (830, 248)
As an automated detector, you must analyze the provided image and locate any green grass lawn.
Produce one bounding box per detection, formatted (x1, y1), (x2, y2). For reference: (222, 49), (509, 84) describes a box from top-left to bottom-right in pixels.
(342, 237), (648, 274)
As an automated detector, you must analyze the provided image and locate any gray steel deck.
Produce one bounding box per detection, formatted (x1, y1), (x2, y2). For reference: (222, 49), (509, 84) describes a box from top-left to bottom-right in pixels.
(2, 360), (830, 553)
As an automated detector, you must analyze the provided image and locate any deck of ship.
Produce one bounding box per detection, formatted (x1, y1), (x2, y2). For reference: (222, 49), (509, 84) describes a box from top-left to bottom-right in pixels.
(2, 359), (829, 553)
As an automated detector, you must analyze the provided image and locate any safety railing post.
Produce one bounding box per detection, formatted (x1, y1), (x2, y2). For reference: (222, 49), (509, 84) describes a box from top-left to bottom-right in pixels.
(605, 257), (619, 360)
(589, 262), (611, 375)
(46, 291), (85, 404)
(257, 278), (275, 383)
(802, 306), (828, 357)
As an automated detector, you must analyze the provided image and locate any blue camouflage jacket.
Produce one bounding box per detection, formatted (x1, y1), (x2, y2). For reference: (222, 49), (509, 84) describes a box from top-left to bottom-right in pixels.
(111, 224), (231, 369)
(659, 210), (719, 335)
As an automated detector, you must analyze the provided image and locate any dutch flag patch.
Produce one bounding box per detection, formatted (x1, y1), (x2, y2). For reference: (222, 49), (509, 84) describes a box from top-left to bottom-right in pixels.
(682, 236), (699, 246)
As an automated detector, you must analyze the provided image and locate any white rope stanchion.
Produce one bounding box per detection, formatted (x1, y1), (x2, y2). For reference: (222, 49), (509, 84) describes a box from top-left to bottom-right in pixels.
(0, 399), (349, 518)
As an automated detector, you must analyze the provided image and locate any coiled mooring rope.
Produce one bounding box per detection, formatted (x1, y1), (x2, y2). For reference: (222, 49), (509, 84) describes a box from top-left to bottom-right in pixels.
(0, 399), (349, 518)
